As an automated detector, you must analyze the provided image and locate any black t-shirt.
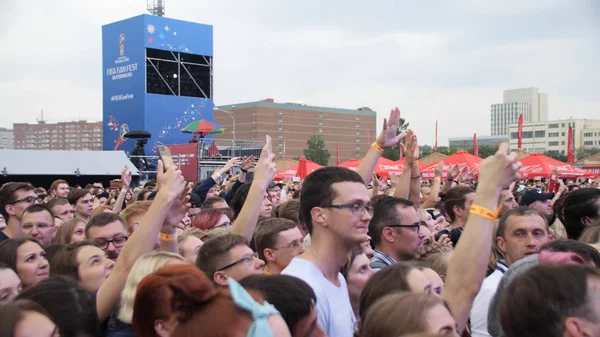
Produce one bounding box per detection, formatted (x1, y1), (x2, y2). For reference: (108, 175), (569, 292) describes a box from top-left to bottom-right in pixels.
(0, 230), (10, 243)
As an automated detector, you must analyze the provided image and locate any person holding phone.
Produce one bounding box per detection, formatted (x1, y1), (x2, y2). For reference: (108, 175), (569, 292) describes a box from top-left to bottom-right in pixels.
(194, 156), (256, 204)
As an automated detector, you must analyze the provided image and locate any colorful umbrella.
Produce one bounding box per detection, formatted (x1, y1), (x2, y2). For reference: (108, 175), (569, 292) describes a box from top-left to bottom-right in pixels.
(181, 120), (225, 135)
(421, 151), (483, 178)
(518, 153), (598, 179)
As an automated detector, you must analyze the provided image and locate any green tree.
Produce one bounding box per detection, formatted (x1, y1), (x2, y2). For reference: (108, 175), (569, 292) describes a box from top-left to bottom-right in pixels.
(420, 145), (434, 158)
(382, 118), (410, 161)
(544, 151), (567, 162)
(468, 145), (497, 158)
(303, 135), (331, 166)
(576, 147), (600, 161)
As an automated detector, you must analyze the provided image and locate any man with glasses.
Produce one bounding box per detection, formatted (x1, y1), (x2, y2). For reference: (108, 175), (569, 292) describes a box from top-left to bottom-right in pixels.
(282, 166), (372, 337)
(368, 196), (420, 271)
(85, 212), (129, 260)
(0, 182), (40, 242)
(196, 233), (265, 286)
(21, 204), (55, 247)
(254, 218), (305, 275)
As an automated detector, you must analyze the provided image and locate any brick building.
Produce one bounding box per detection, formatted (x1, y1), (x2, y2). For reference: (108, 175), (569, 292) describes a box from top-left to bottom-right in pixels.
(213, 99), (377, 165)
(13, 121), (103, 151)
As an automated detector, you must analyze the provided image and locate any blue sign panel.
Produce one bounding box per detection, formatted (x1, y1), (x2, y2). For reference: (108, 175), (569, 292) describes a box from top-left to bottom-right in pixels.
(102, 14), (214, 153)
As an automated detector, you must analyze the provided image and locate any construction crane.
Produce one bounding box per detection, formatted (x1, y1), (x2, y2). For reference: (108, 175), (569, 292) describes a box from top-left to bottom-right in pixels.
(147, 0), (165, 17)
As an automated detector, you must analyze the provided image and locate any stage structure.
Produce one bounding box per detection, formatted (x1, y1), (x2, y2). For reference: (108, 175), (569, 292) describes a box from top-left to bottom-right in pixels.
(102, 14), (214, 153)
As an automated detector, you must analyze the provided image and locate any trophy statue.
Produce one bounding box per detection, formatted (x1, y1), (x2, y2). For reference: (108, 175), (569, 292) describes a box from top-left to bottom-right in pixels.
(119, 33), (126, 56)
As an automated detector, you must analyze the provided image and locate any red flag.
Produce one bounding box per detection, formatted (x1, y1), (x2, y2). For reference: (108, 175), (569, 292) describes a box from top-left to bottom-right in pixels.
(567, 125), (575, 163)
(473, 133), (479, 157)
(434, 120), (438, 152)
(517, 114), (523, 149)
(336, 143), (340, 165)
(367, 128), (371, 144)
(399, 141), (403, 159)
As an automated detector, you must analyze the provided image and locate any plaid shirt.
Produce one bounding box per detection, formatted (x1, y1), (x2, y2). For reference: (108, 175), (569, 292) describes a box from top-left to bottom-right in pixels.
(370, 249), (396, 271)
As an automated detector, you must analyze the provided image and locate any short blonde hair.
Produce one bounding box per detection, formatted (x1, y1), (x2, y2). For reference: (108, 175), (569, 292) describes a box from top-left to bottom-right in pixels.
(118, 251), (186, 323)
(90, 205), (112, 220)
(119, 201), (152, 233)
(177, 228), (208, 255)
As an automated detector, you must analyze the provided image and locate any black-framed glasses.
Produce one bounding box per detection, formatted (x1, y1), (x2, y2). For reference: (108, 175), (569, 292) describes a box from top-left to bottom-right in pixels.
(387, 223), (421, 233)
(9, 196), (42, 205)
(321, 203), (373, 216)
(217, 252), (258, 271)
(94, 236), (128, 250)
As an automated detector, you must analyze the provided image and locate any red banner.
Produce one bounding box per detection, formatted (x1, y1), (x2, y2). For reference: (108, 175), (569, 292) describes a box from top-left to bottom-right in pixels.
(473, 133), (478, 157)
(167, 143), (198, 182)
(517, 114), (523, 149)
(434, 120), (438, 152)
(567, 126), (575, 163)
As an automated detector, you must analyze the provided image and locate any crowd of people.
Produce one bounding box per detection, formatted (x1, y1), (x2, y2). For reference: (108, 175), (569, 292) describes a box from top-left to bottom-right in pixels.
(0, 107), (599, 337)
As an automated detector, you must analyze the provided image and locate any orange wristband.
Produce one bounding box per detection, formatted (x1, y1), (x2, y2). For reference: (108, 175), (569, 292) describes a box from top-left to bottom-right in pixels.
(371, 142), (384, 154)
(159, 232), (177, 241)
(469, 205), (498, 221)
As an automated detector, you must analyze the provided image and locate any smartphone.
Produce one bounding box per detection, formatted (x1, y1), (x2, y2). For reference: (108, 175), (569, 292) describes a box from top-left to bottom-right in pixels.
(266, 135), (272, 156)
(110, 180), (123, 190)
(434, 229), (450, 242)
(157, 146), (174, 171)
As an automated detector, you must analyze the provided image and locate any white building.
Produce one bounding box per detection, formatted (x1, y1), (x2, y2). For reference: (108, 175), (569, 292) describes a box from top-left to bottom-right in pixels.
(508, 119), (600, 156)
(0, 127), (13, 149)
(491, 88), (548, 136)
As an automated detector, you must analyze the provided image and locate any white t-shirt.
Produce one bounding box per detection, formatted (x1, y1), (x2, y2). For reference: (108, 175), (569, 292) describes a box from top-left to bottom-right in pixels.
(282, 258), (356, 337)
(470, 262), (508, 337)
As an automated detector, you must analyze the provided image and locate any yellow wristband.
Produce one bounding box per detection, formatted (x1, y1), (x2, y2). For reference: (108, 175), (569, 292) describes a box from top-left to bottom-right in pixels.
(159, 232), (177, 241)
(434, 177), (441, 181)
(469, 205), (498, 221)
(371, 142), (384, 154)
(415, 160), (420, 164)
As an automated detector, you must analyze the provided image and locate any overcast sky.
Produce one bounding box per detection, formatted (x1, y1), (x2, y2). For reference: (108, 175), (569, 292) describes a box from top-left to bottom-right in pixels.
(0, 0), (598, 145)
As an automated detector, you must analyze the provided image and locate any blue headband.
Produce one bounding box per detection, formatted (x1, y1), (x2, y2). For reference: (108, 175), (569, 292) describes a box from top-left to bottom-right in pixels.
(228, 278), (280, 337)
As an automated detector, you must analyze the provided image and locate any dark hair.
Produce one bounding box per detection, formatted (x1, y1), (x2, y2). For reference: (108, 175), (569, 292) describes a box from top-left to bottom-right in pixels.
(496, 206), (548, 238)
(84, 212), (127, 238)
(240, 274), (316, 335)
(0, 299), (55, 337)
(16, 276), (98, 337)
(230, 183), (252, 219)
(142, 180), (157, 190)
(136, 188), (154, 201)
(562, 188), (600, 240)
(500, 264), (600, 337)
(0, 182), (35, 220)
(201, 196), (227, 209)
(253, 218), (297, 260)
(22, 203), (54, 222)
(274, 199), (305, 233)
(359, 262), (417, 323)
(0, 238), (41, 272)
(196, 234), (249, 282)
(442, 186), (475, 223)
(369, 196), (414, 247)
(540, 239), (600, 267)
(49, 241), (96, 281)
(67, 188), (90, 206)
(299, 167), (365, 234)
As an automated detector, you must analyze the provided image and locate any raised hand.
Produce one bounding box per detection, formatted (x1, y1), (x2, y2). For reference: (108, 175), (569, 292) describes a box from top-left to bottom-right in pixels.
(121, 166), (132, 188)
(372, 173), (379, 190)
(404, 130), (418, 164)
(253, 136), (277, 190)
(376, 107), (407, 148)
(156, 160), (187, 201)
(478, 143), (521, 192)
(434, 161), (444, 178)
(447, 164), (460, 180)
(241, 156), (256, 171)
(224, 157), (242, 171)
(390, 172), (399, 188)
(164, 187), (192, 231)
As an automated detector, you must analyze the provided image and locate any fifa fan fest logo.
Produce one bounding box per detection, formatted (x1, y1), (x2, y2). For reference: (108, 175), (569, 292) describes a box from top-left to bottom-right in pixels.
(119, 33), (126, 56)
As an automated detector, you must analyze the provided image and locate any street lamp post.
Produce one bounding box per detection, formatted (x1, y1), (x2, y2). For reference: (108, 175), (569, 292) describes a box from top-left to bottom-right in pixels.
(214, 106), (236, 156)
